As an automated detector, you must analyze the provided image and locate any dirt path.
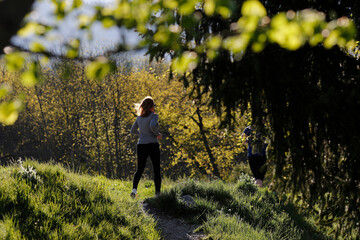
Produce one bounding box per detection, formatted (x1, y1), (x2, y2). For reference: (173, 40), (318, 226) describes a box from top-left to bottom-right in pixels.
(142, 202), (206, 240)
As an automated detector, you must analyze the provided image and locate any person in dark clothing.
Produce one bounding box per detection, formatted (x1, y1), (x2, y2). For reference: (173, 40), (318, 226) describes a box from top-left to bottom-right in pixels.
(242, 125), (268, 187)
(130, 96), (162, 197)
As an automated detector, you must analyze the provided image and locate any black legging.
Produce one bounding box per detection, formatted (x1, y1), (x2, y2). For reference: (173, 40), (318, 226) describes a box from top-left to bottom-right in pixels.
(248, 155), (267, 181)
(132, 143), (161, 193)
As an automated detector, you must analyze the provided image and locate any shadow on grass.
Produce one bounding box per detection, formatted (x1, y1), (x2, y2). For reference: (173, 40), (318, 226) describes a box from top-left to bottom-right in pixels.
(145, 178), (331, 240)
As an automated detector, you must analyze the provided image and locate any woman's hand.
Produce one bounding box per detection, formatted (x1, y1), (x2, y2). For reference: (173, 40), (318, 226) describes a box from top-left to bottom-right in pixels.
(157, 133), (163, 140)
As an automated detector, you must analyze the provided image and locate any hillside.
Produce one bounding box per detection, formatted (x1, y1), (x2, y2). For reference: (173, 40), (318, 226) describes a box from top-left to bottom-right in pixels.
(0, 160), (160, 239)
(0, 160), (330, 239)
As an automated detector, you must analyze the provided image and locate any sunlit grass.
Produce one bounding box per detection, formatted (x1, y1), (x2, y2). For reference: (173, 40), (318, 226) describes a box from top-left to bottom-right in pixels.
(0, 159), (335, 239)
(0, 159), (160, 239)
(147, 175), (332, 240)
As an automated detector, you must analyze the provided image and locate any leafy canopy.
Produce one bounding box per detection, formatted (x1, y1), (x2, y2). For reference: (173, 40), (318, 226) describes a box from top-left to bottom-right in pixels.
(1, 0), (357, 124)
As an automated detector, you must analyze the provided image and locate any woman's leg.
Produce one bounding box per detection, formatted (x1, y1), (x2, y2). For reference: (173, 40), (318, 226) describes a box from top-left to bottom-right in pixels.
(149, 143), (161, 193)
(249, 155), (267, 181)
(248, 155), (258, 179)
(257, 155), (267, 181)
(132, 144), (149, 190)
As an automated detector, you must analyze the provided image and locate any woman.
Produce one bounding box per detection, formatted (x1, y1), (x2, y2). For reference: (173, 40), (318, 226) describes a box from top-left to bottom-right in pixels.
(130, 96), (162, 198)
(241, 125), (268, 187)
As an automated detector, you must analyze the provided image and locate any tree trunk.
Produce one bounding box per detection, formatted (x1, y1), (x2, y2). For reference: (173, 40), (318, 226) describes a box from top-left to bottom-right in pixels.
(113, 81), (121, 177)
(34, 86), (53, 160)
(191, 106), (220, 178)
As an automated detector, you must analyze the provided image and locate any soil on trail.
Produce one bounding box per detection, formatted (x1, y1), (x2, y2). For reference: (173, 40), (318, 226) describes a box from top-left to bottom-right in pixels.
(142, 202), (206, 240)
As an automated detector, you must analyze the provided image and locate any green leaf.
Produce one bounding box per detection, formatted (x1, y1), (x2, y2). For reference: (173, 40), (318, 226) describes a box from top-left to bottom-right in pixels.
(0, 84), (12, 99)
(251, 42), (264, 52)
(223, 34), (251, 54)
(238, 15), (260, 32)
(154, 26), (171, 44)
(299, 9), (325, 37)
(4, 52), (25, 72)
(241, 0), (267, 18)
(21, 71), (38, 87)
(114, 2), (131, 19)
(217, 6), (231, 19)
(324, 30), (339, 49)
(69, 38), (80, 49)
(163, 0), (178, 9)
(66, 49), (78, 58)
(0, 99), (23, 125)
(171, 51), (198, 74)
(204, 0), (216, 16)
(206, 49), (217, 59)
(17, 22), (38, 37)
(102, 17), (116, 28)
(179, 1), (196, 15)
(308, 33), (324, 46)
(207, 35), (222, 49)
(268, 13), (304, 50)
(86, 59), (116, 80)
(30, 42), (46, 53)
(52, 0), (67, 19)
(78, 14), (94, 29)
(20, 62), (40, 87)
(72, 0), (82, 9)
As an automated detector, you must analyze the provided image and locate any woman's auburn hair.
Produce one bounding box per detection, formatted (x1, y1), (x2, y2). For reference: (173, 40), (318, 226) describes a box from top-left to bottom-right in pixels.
(137, 96), (154, 117)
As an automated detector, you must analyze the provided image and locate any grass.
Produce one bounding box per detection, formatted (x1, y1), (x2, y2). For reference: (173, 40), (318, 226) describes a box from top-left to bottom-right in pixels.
(146, 174), (332, 240)
(0, 160), (334, 239)
(0, 159), (160, 239)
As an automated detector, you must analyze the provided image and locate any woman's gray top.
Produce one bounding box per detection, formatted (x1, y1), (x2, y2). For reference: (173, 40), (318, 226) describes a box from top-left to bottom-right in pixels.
(130, 112), (160, 144)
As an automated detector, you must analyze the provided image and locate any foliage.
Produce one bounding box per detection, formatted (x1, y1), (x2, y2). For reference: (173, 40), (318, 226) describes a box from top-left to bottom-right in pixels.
(159, 90), (249, 179)
(0, 159), (160, 239)
(144, 1), (360, 238)
(1, 0), (358, 124)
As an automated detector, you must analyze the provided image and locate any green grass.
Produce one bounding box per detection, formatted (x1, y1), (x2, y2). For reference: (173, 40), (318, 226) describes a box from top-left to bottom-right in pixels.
(0, 160), (160, 239)
(0, 160), (333, 240)
(146, 174), (332, 240)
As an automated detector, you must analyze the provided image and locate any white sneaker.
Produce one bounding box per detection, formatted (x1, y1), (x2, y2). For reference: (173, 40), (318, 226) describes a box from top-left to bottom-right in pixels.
(130, 188), (137, 198)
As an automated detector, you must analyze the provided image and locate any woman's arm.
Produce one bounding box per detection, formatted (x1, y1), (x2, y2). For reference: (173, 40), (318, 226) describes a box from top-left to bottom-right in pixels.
(130, 118), (139, 135)
(150, 114), (161, 137)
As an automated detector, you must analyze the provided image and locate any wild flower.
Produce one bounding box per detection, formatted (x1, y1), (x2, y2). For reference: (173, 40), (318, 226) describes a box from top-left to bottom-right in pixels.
(237, 173), (258, 195)
(18, 162), (43, 186)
